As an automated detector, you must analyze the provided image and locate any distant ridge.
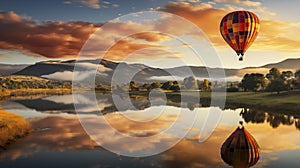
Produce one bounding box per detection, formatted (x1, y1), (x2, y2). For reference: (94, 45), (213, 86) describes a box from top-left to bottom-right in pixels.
(4, 57), (299, 82)
(0, 64), (29, 75)
(262, 58), (300, 70)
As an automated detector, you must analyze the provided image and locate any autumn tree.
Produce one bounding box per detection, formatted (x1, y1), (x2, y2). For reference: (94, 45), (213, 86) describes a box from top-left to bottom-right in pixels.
(198, 79), (211, 91)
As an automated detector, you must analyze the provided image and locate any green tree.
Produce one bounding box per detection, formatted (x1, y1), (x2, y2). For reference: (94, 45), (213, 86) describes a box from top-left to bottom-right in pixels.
(169, 81), (180, 91)
(142, 83), (151, 91)
(129, 81), (139, 91)
(240, 73), (267, 92)
(266, 67), (281, 80)
(266, 78), (288, 94)
(295, 69), (300, 79)
(150, 82), (162, 89)
(161, 81), (174, 90)
(281, 71), (294, 89)
(281, 71), (294, 80)
(293, 69), (300, 88)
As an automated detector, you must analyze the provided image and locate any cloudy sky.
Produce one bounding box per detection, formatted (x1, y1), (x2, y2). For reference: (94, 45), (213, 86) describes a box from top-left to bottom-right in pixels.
(0, 0), (299, 68)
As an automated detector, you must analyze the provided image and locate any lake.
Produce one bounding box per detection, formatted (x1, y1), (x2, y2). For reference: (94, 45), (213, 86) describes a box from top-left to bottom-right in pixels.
(1, 93), (300, 168)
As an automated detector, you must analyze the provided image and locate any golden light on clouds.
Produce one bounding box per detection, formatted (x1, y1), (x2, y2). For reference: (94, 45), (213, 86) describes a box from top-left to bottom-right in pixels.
(0, 1), (300, 62)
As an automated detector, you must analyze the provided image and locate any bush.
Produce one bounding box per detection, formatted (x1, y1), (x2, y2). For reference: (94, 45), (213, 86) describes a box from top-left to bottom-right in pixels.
(227, 87), (239, 92)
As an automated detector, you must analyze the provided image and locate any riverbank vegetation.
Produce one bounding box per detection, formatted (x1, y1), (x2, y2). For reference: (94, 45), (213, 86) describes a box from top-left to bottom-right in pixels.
(0, 75), (72, 97)
(0, 108), (31, 149)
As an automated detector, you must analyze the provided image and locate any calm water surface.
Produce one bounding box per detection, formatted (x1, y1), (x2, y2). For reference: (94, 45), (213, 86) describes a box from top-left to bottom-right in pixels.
(1, 93), (300, 168)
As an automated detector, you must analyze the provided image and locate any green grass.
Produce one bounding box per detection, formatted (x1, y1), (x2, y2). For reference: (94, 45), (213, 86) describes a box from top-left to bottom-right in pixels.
(0, 108), (31, 148)
(165, 90), (300, 112)
(225, 91), (300, 112)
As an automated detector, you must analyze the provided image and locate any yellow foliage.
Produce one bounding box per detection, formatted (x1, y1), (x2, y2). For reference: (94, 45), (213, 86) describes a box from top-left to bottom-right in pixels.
(0, 108), (31, 147)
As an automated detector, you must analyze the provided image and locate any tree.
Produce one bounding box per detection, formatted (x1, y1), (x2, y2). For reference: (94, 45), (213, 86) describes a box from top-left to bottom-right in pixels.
(161, 81), (174, 90)
(142, 83), (151, 91)
(169, 81), (180, 91)
(182, 76), (198, 90)
(150, 82), (162, 89)
(293, 69), (300, 88)
(198, 79), (211, 91)
(295, 69), (300, 79)
(266, 67), (281, 80)
(129, 81), (139, 91)
(240, 73), (267, 92)
(281, 71), (294, 80)
(266, 78), (288, 94)
(281, 71), (294, 89)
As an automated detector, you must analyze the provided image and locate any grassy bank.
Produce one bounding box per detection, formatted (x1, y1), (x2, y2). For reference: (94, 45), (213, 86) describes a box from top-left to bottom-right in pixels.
(0, 108), (31, 149)
(0, 88), (72, 97)
(222, 91), (300, 111)
(166, 90), (300, 112)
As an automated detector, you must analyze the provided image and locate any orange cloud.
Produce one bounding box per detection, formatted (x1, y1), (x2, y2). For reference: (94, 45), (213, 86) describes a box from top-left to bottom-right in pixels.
(0, 12), (173, 60)
(161, 2), (229, 45)
(131, 32), (171, 42)
(0, 11), (100, 58)
(103, 38), (170, 61)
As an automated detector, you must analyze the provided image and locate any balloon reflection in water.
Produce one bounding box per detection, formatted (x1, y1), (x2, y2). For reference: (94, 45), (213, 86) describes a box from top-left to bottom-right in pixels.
(221, 122), (260, 168)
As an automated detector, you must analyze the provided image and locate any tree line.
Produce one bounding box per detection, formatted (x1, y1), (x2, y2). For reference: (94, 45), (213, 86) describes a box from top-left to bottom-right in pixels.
(110, 67), (300, 94)
(238, 67), (300, 94)
(111, 76), (212, 93)
(0, 75), (72, 90)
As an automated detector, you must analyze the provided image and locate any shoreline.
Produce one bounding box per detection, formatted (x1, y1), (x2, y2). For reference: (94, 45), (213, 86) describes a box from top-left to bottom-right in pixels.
(1, 88), (299, 114)
(0, 88), (72, 100)
(166, 90), (300, 113)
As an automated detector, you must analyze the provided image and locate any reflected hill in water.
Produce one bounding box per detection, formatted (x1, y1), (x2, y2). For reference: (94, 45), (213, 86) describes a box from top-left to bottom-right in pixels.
(4, 93), (300, 130)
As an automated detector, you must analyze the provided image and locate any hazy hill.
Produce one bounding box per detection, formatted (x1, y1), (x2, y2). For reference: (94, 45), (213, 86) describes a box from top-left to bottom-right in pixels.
(0, 64), (29, 75)
(262, 58), (300, 70)
(8, 58), (300, 83)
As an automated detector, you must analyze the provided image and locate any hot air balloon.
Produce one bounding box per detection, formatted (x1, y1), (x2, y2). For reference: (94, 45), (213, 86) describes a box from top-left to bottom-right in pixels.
(220, 11), (260, 61)
(220, 122), (260, 168)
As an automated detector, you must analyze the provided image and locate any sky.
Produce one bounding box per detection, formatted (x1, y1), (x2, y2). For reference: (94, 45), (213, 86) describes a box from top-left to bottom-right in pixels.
(0, 0), (300, 68)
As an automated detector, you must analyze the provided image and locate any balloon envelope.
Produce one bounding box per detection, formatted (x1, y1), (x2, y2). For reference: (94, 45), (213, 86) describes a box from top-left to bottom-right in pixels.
(220, 126), (260, 168)
(220, 11), (260, 60)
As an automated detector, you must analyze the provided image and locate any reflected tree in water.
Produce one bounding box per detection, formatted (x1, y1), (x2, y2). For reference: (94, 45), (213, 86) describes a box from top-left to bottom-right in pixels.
(240, 108), (297, 129)
(240, 108), (265, 124)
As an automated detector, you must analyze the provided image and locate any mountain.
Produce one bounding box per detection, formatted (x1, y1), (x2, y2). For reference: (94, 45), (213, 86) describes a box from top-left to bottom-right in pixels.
(9, 58), (300, 83)
(262, 58), (300, 70)
(0, 64), (29, 75)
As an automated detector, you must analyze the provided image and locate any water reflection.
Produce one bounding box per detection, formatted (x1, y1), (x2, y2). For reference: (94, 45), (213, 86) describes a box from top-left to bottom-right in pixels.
(4, 94), (300, 131)
(221, 123), (260, 168)
(240, 108), (300, 130)
(1, 93), (300, 167)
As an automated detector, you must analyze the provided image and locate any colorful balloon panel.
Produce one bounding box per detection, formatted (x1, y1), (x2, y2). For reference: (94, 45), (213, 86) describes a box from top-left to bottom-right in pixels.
(220, 11), (260, 60)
